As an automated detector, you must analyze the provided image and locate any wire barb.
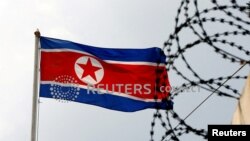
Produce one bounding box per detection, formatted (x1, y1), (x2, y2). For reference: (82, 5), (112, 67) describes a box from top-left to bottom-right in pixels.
(150, 0), (250, 140)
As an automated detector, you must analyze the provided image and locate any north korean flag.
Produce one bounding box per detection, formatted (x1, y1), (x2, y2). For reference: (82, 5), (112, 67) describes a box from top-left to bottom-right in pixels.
(39, 37), (172, 112)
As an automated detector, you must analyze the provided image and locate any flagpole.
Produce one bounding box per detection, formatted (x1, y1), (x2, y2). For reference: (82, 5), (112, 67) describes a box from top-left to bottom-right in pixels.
(31, 30), (40, 141)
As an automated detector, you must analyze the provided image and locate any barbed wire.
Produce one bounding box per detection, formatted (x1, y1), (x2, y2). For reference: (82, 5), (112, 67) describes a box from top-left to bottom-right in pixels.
(151, 0), (250, 141)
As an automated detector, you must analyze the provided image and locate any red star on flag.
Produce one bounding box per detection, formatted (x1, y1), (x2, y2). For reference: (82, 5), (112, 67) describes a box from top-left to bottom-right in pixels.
(77, 58), (102, 81)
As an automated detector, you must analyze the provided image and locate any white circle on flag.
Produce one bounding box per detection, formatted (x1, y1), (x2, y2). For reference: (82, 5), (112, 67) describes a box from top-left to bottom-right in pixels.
(74, 56), (104, 85)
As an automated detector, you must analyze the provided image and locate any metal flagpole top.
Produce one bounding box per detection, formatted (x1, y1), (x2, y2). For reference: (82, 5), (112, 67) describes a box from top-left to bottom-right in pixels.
(34, 29), (41, 38)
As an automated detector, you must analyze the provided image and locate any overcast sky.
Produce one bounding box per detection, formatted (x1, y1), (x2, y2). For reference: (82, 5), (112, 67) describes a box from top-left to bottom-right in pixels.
(0, 0), (249, 141)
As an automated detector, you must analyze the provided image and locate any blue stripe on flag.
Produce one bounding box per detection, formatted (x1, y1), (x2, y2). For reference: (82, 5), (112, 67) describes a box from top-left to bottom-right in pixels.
(39, 84), (173, 112)
(40, 37), (166, 63)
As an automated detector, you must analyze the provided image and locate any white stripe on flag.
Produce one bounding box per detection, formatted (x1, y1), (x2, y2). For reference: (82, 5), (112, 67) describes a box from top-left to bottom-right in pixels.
(41, 48), (165, 67)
